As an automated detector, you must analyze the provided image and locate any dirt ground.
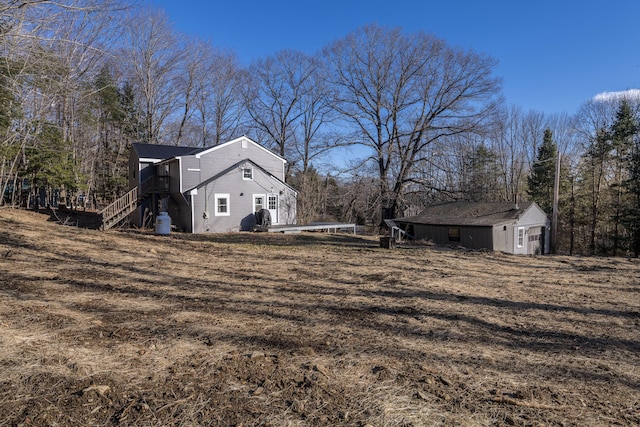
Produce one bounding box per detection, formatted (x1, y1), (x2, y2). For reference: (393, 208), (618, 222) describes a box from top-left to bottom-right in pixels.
(0, 208), (638, 426)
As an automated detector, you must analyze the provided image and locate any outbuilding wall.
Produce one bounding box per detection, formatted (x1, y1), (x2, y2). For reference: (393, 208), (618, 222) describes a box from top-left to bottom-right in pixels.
(412, 224), (494, 250)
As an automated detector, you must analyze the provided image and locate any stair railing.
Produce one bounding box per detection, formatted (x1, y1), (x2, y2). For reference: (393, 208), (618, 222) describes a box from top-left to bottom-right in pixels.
(100, 186), (138, 230)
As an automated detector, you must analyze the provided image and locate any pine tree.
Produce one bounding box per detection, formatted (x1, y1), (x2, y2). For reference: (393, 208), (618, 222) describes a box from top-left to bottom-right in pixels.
(26, 123), (80, 208)
(608, 100), (640, 256)
(626, 141), (640, 256)
(527, 129), (557, 215)
(465, 144), (500, 202)
(89, 66), (143, 202)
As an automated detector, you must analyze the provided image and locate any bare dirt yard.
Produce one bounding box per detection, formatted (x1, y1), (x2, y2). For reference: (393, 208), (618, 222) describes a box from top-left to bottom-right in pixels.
(0, 208), (638, 426)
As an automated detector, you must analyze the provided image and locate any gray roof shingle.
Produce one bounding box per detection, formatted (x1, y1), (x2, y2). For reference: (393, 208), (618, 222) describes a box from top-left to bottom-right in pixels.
(396, 201), (535, 226)
(131, 143), (203, 160)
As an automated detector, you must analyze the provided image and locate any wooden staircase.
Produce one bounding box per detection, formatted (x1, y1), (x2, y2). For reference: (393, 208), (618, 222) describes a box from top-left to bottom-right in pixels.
(100, 187), (138, 230)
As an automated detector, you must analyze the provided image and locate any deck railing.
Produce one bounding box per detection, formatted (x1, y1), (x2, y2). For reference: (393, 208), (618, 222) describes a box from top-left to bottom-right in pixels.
(100, 186), (138, 230)
(140, 175), (170, 195)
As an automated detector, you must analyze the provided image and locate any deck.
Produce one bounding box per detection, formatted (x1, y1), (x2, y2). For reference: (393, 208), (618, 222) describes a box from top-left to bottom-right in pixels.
(252, 222), (357, 234)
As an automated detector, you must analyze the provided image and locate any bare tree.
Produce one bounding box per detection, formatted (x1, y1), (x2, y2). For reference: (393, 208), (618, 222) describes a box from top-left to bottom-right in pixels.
(242, 50), (314, 172)
(0, 0), (132, 206)
(194, 45), (244, 147)
(324, 24), (501, 222)
(119, 7), (183, 145)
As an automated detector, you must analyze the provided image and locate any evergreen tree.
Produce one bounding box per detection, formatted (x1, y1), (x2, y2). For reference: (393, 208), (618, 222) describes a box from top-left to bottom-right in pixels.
(465, 144), (500, 202)
(89, 67), (143, 201)
(579, 128), (612, 255)
(625, 142), (640, 256)
(610, 100), (640, 256)
(527, 129), (557, 214)
(25, 123), (80, 207)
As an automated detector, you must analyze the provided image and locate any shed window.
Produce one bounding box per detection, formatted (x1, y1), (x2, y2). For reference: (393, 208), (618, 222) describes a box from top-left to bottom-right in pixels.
(517, 227), (525, 248)
(242, 168), (253, 180)
(448, 227), (460, 242)
(215, 193), (230, 216)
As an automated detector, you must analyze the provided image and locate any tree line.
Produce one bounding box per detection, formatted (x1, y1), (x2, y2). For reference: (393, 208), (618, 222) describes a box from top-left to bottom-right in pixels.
(1, 0), (639, 256)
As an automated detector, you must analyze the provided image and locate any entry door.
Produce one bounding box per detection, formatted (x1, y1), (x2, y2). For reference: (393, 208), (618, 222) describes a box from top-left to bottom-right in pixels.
(254, 194), (279, 224)
(267, 193), (279, 224)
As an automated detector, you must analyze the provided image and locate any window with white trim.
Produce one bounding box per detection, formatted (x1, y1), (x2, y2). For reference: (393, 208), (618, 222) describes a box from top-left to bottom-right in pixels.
(242, 168), (253, 180)
(215, 193), (230, 216)
(517, 227), (525, 248)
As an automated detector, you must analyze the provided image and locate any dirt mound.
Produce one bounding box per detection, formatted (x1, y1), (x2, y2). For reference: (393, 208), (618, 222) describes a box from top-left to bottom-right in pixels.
(0, 208), (638, 426)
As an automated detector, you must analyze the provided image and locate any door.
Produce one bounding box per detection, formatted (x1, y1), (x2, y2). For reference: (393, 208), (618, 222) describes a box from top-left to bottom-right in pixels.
(267, 193), (279, 224)
(253, 194), (264, 213)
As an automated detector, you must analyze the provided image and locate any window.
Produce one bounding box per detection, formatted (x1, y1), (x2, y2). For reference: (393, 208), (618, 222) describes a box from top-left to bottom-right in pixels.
(215, 193), (230, 216)
(517, 227), (525, 248)
(242, 168), (253, 180)
(268, 195), (278, 210)
(448, 227), (460, 242)
(254, 196), (264, 212)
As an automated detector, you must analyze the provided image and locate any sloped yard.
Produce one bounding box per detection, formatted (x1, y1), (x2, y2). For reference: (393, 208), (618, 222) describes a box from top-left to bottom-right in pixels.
(0, 208), (638, 426)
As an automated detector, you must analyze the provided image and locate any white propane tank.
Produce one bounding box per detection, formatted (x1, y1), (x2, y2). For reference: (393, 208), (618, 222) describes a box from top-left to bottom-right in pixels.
(155, 211), (171, 235)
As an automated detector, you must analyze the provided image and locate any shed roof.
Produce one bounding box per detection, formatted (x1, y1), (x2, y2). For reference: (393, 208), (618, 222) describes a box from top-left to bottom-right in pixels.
(131, 143), (202, 160)
(395, 201), (536, 227)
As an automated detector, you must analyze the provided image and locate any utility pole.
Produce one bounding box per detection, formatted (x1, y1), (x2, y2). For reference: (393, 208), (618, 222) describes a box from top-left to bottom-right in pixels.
(551, 153), (560, 254)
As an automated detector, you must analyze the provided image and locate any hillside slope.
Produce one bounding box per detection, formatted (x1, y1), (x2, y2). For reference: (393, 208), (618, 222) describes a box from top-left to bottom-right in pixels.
(0, 208), (638, 426)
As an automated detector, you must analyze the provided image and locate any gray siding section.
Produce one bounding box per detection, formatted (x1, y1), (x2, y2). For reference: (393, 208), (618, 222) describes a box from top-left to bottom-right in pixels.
(167, 159), (181, 195)
(513, 206), (550, 255)
(492, 224), (514, 253)
(128, 152), (141, 227)
(166, 196), (192, 232)
(412, 224), (494, 249)
(179, 156), (201, 191)
(128, 150), (156, 227)
(163, 158), (192, 232)
(190, 166), (295, 233)
(279, 189), (297, 225)
(196, 140), (285, 182)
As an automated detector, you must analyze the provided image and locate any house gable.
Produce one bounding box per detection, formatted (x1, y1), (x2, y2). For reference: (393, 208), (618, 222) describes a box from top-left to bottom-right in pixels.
(186, 158), (295, 194)
(193, 136), (286, 182)
(195, 136), (283, 161)
(188, 158), (296, 233)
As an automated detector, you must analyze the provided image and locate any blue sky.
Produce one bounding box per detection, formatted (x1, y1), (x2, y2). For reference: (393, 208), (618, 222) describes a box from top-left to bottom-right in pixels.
(147, 0), (639, 116)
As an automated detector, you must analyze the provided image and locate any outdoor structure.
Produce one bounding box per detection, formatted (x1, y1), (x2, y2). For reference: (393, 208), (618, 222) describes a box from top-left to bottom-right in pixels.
(117, 136), (296, 233)
(393, 201), (550, 255)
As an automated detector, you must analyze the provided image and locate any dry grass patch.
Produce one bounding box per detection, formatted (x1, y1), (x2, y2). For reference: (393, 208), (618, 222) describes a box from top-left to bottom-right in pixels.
(0, 208), (638, 426)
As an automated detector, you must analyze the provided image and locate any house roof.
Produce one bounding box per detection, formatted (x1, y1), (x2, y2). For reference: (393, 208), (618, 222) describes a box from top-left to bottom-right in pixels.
(131, 143), (203, 160)
(194, 136), (286, 163)
(395, 201), (537, 227)
(132, 137), (285, 163)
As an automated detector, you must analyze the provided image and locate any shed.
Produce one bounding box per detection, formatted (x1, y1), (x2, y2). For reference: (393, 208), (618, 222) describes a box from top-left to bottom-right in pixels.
(394, 201), (550, 255)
